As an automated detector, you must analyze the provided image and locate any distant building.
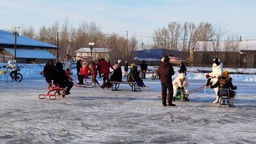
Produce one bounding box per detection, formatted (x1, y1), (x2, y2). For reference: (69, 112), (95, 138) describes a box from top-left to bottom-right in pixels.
(75, 47), (111, 61)
(193, 38), (256, 68)
(0, 29), (57, 63)
(133, 49), (189, 66)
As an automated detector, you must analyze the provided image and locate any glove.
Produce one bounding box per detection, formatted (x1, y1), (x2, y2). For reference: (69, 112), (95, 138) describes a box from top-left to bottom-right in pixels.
(181, 87), (184, 90)
(234, 86), (237, 90)
(206, 74), (210, 78)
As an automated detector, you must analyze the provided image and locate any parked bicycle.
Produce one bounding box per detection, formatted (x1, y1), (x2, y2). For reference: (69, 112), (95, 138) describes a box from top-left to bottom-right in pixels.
(0, 67), (23, 82)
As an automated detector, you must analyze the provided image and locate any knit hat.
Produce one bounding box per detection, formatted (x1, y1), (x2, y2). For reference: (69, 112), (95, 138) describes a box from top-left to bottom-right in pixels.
(118, 59), (122, 64)
(222, 71), (229, 78)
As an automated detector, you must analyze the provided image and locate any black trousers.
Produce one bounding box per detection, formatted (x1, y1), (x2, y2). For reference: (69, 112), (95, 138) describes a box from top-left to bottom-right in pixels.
(161, 82), (173, 105)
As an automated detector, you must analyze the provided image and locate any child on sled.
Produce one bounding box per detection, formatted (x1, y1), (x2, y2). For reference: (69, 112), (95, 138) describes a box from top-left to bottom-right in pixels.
(209, 71), (237, 106)
(172, 73), (189, 101)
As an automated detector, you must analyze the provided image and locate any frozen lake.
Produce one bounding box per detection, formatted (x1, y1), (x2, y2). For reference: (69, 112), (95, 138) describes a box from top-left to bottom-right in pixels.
(0, 76), (255, 143)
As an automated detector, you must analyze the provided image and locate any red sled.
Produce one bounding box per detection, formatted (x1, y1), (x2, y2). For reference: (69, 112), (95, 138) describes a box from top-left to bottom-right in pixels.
(38, 86), (65, 100)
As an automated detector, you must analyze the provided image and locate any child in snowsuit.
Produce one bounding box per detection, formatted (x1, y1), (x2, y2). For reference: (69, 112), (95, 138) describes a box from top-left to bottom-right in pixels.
(173, 73), (189, 101)
(78, 62), (91, 85)
(210, 71), (237, 106)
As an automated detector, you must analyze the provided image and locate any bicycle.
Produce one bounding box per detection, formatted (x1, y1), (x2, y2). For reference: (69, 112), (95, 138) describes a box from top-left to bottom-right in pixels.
(0, 67), (23, 82)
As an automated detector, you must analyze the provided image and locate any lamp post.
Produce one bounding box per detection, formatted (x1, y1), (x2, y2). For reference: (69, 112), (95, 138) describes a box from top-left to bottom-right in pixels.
(88, 42), (95, 57)
(13, 27), (20, 60)
(56, 32), (59, 62)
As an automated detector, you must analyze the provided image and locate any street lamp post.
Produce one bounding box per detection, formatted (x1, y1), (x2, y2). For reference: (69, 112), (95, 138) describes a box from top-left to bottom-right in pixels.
(88, 42), (95, 57)
(56, 32), (59, 62)
(13, 27), (20, 60)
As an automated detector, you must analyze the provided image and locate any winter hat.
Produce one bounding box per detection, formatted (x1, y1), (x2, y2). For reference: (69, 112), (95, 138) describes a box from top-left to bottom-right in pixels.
(179, 73), (186, 79)
(161, 55), (169, 62)
(213, 58), (220, 65)
(118, 59), (122, 64)
(222, 71), (229, 78)
(130, 63), (136, 68)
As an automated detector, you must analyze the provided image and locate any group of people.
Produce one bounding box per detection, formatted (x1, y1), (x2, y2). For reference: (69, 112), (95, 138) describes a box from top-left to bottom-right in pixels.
(43, 58), (74, 97)
(157, 55), (237, 107)
(43, 54), (237, 107)
(206, 58), (237, 106)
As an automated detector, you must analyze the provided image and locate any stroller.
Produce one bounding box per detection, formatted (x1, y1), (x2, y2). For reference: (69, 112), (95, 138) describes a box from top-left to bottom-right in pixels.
(151, 68), (159, 80)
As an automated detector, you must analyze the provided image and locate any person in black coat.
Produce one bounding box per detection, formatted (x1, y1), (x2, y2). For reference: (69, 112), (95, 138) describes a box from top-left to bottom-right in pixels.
(43, 60), (56, 88)
(53, 62), (74, 97)
(76, 59), (82, 76)
(140, 60), (148, 79)
(178, 61), (187, 75)
(157, 55), (175, 106)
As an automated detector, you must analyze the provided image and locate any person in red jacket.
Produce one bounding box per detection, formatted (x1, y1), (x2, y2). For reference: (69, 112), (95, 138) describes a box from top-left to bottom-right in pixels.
(97, 58), (113, 86)
(89, 61), (100, 86)
(78, 62), (91, 85)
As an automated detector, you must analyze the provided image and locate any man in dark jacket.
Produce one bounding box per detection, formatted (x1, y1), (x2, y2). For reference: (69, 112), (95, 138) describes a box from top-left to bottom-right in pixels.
(157, 55), (175, 106)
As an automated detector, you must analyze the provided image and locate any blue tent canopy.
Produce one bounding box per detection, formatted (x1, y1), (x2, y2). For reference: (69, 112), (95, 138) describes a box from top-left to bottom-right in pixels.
(5, 48), (56, 59)
(0, 29), (57, 48)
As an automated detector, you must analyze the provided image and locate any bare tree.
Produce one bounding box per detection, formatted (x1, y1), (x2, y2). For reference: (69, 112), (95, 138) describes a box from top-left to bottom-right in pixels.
(153, 28), (170, 49)
(193, 22), (214, 51)
(20, 25), (36, 39)
(211, 26), (226, 52)
(168, 21), (181, 50)
(224, 37), (240, 52)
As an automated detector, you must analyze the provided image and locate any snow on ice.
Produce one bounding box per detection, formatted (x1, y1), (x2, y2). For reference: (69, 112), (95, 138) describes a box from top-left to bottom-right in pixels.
(0, 63), (255, 143)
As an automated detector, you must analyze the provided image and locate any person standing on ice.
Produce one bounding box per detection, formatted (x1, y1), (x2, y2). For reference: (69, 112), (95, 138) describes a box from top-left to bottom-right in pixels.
(206, 58), (223, 103)
(157, 55), (175, 106)
(64, 54), (73, 74)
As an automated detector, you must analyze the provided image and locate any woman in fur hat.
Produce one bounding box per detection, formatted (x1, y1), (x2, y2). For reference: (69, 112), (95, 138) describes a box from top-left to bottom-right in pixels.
(206, 58), (223, 103)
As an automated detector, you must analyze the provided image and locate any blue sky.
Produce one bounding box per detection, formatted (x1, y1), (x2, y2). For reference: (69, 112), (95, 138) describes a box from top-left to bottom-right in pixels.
(1, 0), (256, 42)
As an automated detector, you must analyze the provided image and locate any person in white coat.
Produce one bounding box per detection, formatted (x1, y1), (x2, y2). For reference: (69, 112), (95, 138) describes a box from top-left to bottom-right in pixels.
(64, 54), (73, 75)
(173, 73), (189, 101)
(7, 60), (20, 80)
(206, 58), (223, 103)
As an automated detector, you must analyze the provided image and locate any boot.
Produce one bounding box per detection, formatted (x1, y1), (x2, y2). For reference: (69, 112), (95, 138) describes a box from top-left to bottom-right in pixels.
(48, 83), (53, 90)
(184, 97), (190, 102)
(213, 97), (219, 104)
